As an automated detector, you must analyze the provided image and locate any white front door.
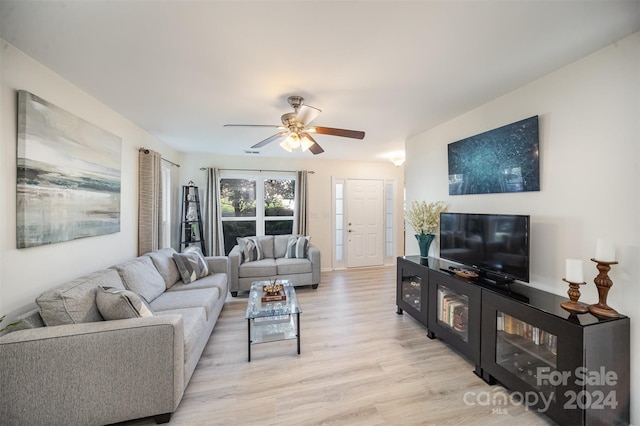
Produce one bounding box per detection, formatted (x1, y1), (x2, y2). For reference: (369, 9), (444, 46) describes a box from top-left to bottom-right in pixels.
(346, 179), (384, 268)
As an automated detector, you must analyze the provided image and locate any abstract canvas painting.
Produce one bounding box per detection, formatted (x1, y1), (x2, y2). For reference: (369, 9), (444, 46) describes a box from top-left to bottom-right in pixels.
(448, 116), (539, 195)
(17, 90), (121, 248)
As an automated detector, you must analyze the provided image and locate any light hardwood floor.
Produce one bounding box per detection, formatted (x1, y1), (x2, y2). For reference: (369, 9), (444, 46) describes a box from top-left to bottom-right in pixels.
(122, 266), (554, 426)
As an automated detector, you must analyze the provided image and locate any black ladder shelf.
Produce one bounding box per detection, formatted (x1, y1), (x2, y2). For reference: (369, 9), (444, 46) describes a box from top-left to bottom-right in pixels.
(180, 185), (206, 255)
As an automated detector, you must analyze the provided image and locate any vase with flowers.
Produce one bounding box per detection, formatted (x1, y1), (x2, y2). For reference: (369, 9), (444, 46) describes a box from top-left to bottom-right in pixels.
(405, 200), (447, 258)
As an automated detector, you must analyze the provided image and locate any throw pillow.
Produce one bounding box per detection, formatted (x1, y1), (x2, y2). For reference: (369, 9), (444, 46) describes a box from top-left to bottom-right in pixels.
(237, 237), (264, 263)
(110, 256), (166, 303)
(146, 247), (181, 289)
(36, 269), (124, 326)
(96, 286), (153, 320)
(285, 235), (310, 259)
(173, 248), (210, 284)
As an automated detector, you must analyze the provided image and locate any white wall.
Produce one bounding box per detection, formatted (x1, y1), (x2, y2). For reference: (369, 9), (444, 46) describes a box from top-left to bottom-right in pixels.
(0, 39), (405, 315)
(0, 40), (181, 314)
(178, 153), (405, 269)
(405, 32), (639, 424)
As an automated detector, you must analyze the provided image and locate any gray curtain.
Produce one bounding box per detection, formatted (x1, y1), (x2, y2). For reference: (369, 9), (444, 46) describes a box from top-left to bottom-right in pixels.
(204, 167), (224, 256)
(295, 170), (308, 235)
(138, 149), (163, 256)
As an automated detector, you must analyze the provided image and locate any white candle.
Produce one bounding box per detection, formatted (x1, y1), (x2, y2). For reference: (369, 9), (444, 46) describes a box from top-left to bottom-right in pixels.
(595, 238), (616, 262)
(566, 259), (584, 283)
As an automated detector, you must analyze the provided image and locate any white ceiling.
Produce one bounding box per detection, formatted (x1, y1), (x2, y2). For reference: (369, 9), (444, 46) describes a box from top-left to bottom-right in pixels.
(1, 1), (639, 162)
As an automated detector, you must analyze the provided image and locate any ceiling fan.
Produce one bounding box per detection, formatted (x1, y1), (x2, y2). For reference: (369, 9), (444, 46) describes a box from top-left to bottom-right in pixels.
(223, 96), (365, 155)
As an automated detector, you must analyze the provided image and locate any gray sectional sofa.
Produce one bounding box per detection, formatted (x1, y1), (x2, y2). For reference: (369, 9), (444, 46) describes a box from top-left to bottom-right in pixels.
(228, 234), (320, 296)
(0, 247), (228, 426)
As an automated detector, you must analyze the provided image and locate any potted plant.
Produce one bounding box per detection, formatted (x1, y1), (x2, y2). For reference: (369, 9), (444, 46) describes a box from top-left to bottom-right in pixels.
(405, 200), (447, 258)
(0, 314), (21, 334)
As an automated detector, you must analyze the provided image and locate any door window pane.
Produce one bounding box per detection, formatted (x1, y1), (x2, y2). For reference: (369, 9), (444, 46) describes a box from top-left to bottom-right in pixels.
(385, 182), (394, 257)
(335, 182), (344, 261)
(220, 179), (256, 217)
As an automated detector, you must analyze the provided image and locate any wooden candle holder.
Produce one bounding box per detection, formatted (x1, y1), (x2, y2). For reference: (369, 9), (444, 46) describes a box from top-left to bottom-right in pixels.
(560, 278), (589, 314)
(588, 258), (621, 318)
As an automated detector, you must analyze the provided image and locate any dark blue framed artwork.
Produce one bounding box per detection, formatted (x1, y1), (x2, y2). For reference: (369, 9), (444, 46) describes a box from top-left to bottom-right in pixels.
(448, 116), (540, 195)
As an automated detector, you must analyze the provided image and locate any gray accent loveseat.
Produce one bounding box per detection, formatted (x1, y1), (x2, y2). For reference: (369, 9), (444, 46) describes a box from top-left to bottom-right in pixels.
(0, 247), (228, 426)
(228, 234), (320, 296)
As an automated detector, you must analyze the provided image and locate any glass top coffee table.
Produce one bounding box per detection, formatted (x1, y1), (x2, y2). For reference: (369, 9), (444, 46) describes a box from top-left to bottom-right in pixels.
(245, 280), (302, 362)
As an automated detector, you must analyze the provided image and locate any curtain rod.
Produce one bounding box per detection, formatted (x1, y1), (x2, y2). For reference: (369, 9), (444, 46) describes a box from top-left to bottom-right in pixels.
(139, 148), (180, 167)
(199, 167), (314, 174)
(162, 158), (180, 168)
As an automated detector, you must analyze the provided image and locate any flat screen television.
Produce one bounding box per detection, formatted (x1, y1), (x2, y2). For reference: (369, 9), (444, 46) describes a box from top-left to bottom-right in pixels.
(439, 212), (530, 283)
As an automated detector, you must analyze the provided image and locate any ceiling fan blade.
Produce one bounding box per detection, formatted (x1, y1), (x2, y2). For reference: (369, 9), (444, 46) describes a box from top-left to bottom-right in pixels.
(296, 104), (322, 126)
(224, 124), (283, 128)
(251, 131), (288, 148)
(309, 126), (365, 139)
(302, 133), (324, 155)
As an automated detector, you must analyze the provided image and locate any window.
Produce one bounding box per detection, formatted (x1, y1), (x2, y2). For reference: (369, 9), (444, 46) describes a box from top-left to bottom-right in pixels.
(385, 182), (394, 257)
(332, 177), (346, 269)
(219, 171), (296, 254)
(335, 181), (344, 262)
(161, 164), (172, 248)
(264, 178), (295, 234)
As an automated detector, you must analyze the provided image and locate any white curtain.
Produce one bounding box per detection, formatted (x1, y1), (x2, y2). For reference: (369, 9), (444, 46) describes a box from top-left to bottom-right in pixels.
(204, 167), (224, 256)
(138, 149), (163, 255)
(295, 170), (308, 235)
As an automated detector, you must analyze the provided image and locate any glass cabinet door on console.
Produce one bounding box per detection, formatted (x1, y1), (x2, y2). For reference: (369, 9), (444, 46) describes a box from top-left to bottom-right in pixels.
(428, 269), (481, 376)
(495, 312), (557, 396)
(396, 256), (430, 328)
(481, 288), (630, 426)
(402, 275), (422, 311)
(437, 286), (469, 343)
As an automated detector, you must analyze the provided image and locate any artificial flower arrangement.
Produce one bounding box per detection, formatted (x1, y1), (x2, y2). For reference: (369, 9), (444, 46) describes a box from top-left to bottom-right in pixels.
(405, 200), (448, 235)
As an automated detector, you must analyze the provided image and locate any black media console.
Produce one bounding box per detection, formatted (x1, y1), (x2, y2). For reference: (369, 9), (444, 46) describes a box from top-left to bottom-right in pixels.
(396, 256), (630, 426)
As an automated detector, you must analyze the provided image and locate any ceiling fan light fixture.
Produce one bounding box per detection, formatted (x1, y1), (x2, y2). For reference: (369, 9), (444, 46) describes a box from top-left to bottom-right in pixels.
(287, 132), (301, 149)
(280, 139), (293, 152)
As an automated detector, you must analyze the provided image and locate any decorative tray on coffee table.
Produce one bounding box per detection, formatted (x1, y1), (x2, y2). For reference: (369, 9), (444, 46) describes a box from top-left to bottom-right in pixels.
(261, 282), (286, 302)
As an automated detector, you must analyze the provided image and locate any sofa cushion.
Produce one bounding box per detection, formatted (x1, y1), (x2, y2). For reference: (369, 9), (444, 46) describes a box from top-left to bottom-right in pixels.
(285, 235), (310, 259)
(238, 258), (277, 278)
(273, 235), (291, 258)
(257, 235), (274, 258)
(36, 269), (124, 326)
(168, 272), (227, 293)
(276, 258), (313, 275)
(155, 307), (207, 362)
(173, 249), (209, 284)
(149, 287), (220, 320)
(96, 286), (153, 320)
(111, 256), (166, 303)
(146, 248), (181, 289)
